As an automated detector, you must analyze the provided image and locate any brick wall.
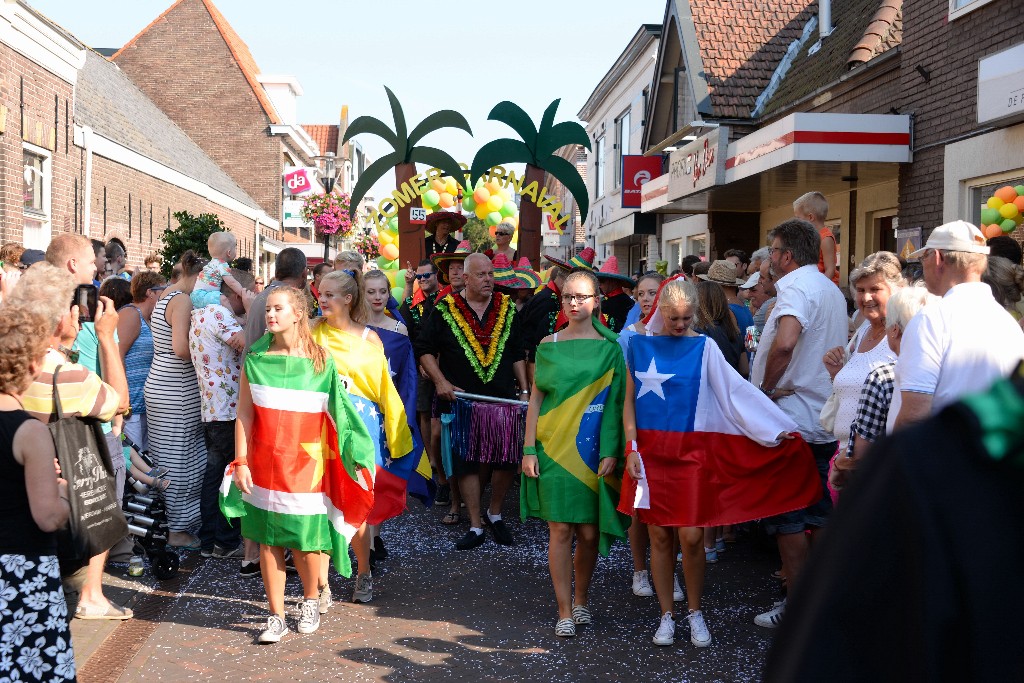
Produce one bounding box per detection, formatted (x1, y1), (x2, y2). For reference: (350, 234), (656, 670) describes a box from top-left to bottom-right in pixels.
(0, 42), (79, 247)
(898, 0), (1024, 230)
(112, 0), (283, 219)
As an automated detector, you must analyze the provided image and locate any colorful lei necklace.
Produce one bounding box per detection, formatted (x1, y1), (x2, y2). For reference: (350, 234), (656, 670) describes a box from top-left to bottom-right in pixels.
(437, 292), (515, 383)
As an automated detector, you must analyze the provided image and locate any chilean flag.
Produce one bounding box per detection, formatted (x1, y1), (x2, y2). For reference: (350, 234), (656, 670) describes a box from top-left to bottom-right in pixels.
(618, 334), (822, 527)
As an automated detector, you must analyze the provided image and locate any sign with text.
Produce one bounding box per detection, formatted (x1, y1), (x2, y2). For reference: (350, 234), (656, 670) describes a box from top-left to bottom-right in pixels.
(283, 167), (316, 196)
(410, 207), (427, 224)
(667, 126), (729, 202)
(978, 42), (1024, 125)
(282, 200), (311, 229)
(621, 156), (664, 209)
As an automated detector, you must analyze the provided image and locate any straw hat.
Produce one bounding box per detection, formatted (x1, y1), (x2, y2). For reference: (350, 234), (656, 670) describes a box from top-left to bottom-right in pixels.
(696, 259), (745, 286)
(430, 240), (473, 284)
(545, 246), (596, 272)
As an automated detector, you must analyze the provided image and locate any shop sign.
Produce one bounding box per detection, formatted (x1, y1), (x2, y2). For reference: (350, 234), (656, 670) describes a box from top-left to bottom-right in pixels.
(667, 127), (728, 202)
(621, 156), (664, 208)
(897, 226), (922, 261)
(282, 199), (310, 229)
(283, 167), (317, 196)
(978, 42), (1024, 125)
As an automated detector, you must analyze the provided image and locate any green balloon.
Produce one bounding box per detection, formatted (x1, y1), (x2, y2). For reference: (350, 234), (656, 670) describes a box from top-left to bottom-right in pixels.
(423, 189), (440, 207)
(391, 286), (404, 301)
(375, 256), (388, 267)
(1015, 185), (1024, 197)
(385, 258), (398, 269)
(388, 216), (399, 232)
(486, 211), (502, 226)
(499, 201), (516, 218)
(462, 195), (477, 212)
(981, 207), (1001, 225)
(1001, 218), (1017, 233)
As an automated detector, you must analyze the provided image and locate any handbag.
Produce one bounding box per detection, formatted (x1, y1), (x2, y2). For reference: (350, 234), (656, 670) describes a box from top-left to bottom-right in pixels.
(49, 366), (129, 564)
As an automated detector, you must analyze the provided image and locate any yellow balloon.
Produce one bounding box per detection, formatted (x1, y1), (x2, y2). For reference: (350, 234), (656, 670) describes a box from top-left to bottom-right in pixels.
(486, 195), (504, 212)
(988, 196), (1006, 210)
(499, 188), (511, 202)
(444, 178), (458, 196)
(485, 180), (501, 196)
(474, 205), (489, 220)
(377, 230), (393, 246)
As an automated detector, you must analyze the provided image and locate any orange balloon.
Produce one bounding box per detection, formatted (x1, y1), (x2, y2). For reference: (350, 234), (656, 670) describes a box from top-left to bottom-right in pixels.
(983, 223), (1003, 239)
(430, 178), (445, 193)
(1014, 196), (1024, 214)
(381, 243), (399, 261)
(485, 180), (502, 196)
(439, 192), (454, 208)
(488, 224), (498, 238)
(995, 186), (1019, 204)
(473, 188), (490, 204)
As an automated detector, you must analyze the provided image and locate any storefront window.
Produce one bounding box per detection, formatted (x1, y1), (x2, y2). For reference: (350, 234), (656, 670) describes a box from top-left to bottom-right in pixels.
(971, 176), (1024, 227)
(24, 150), (46, 215)
(686, 234), (706, 258)
(949, 0), (997, 20)
(22, 147), (50, 249)
(595, 137), (605, 198)
(615, 110), (630, 187)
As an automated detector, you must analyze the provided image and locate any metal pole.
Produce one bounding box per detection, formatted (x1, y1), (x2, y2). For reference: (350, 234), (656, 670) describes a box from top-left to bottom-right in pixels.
(453, 391), (528, 407)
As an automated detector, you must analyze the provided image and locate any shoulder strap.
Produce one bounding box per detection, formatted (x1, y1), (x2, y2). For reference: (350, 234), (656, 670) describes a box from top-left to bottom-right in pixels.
(51, 365), (66, 420)
(361, 326), (370, 341)
(552, 333), (558, 343)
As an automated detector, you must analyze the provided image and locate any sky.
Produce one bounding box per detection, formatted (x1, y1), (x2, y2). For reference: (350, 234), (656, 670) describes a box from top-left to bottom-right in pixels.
(32, 0), (667, 203)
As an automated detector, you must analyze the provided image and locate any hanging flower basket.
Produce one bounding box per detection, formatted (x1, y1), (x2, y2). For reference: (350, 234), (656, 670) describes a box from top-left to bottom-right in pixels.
(353, 232), (380, 260)
(301, 191), (353, 239)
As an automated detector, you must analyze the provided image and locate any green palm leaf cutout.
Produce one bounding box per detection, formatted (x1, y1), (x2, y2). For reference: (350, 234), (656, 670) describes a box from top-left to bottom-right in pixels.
(383, 86), (409, 158)
(537, 121), (591, 159)
(537, 99), (560, 141)
(407, 146), (468, 194)
(341, 115), (398, 150)
(541, 154), (590, 224)
(469, 139), (535, 189)
(487, 101), (539, 153)
(347, 151), (401, 218)
(408, 110), (473, 153)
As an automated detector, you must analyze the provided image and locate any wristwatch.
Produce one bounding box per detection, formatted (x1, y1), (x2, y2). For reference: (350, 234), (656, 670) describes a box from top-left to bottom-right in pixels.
(759, 383), (777, 398)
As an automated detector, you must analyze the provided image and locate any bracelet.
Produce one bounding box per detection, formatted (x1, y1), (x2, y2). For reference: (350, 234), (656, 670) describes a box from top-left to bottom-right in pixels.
(523, 446), (537, 456)
(230, 459), (248, 467)
(519, 390), (529, 395)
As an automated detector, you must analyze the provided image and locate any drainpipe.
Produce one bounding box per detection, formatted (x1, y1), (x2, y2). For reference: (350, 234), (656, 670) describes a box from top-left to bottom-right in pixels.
(820, 0), (832, 38)
(253, 215), (261, 279)
(81, 126), (93, 237)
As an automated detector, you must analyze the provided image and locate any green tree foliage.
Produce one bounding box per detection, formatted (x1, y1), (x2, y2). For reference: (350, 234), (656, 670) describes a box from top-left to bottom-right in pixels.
(462, 216), (494, 252)
(158, 211), (225, 278)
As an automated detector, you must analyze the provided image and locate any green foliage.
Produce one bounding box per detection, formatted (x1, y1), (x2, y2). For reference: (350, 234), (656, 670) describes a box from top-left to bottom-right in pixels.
(462, 216), (494, 252)
(158, 211), (225, 279)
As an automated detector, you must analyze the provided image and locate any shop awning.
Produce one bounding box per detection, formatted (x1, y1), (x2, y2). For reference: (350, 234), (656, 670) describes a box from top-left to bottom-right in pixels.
(595, 211), (657, 245)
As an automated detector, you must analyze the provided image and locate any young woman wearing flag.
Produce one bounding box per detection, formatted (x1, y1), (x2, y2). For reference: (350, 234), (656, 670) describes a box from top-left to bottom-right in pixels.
(618, 277), (821, 648)
(521, 269), (630, 638)
(312, 270), (416, 605)
(229, 286), (374, 643)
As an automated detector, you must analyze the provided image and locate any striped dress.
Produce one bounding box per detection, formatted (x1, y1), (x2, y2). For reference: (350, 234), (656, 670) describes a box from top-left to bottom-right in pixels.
(144, 290), (207, 532)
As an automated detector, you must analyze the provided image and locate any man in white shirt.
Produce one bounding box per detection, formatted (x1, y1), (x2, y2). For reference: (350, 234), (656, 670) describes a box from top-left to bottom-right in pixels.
(895, 221), (1024, 429)
(749, 218), (847, 629)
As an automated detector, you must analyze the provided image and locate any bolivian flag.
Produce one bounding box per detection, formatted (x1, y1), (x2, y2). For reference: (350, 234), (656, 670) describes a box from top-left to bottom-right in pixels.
(220, 335), (375, 577)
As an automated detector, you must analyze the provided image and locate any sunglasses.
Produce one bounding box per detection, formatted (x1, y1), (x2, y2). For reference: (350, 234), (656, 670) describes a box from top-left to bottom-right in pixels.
(414, 273), (435, 280)
(495, 231), (513, 237)
(148, 285), (168, 293)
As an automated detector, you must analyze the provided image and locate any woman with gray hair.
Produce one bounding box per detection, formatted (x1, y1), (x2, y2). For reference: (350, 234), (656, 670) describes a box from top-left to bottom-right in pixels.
(821, 252), (903, 474)
(829, 285), (939, 491)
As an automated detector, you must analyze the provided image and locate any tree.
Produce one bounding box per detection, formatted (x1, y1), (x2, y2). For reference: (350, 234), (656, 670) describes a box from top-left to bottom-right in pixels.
(469, 100), (591, 269)
(342, 86), (472, 266)
(462, 216), (494, 253)
(158, 210), (224, 279)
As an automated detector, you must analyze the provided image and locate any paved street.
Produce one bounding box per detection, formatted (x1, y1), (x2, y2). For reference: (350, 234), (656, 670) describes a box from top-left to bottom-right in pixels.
(74, 492), (784, 682)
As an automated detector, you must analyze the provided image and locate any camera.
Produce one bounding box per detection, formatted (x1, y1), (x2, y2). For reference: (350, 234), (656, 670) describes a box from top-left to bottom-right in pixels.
(72, 284), (99, 324)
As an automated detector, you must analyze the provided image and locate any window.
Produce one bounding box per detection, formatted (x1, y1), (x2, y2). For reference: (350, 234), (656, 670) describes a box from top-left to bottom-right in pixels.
(595, 137), (605, 198)
(970, 174), (1024, 227)
(686, 234), (706, 258)
(949, 0), (997, 20)
(22, 146), (51, 249)
(666, 239), (681, 269)
(614, 110), (630, 187)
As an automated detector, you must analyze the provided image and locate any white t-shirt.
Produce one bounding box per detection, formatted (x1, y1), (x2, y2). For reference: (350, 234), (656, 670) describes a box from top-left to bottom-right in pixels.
(750, 264), (848, 443)
(897, 281), (1024, 415)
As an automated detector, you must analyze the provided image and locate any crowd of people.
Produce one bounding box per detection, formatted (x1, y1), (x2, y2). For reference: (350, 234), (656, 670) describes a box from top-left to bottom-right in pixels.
(2, 187), (1024, 677)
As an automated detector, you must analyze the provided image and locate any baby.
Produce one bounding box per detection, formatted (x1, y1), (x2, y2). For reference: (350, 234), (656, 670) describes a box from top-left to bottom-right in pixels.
(191, 231), (246, 311)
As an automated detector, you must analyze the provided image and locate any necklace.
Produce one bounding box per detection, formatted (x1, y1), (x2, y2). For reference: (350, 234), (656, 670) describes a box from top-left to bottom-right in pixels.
(53, 344), (79, 364)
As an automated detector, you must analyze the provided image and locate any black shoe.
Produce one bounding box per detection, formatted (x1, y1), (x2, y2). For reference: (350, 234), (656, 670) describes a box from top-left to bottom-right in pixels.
(455, 530), (486, 551)
(433, 484), (451, 507)
(240, 559), (260, 578)
(373, 536), (388, 561)
(490, 520), (514, 546)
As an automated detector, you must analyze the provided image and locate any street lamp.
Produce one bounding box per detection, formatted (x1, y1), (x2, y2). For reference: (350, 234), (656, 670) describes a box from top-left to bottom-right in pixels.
(314, 153), (340, 262)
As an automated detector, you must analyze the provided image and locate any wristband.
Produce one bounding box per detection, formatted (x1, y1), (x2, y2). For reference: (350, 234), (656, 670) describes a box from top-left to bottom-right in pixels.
(523, 446), (537, 456)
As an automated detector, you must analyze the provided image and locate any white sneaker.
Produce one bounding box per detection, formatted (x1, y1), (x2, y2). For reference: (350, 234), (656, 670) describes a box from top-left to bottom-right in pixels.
(318, 584), (333, 615)
(687, 609), (711, 647)
(296, 598), (320, 634)
(672, 575), (684, 601)
(352, 572), (373, 604)
(754, 599), (786, 628)
(258, 614), (288, 643)
(652, 611), (675, 646)
(632, 570), (654, 597)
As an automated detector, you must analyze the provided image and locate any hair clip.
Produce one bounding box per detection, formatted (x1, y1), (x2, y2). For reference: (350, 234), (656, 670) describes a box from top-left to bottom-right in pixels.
(343, 269), (357, 277)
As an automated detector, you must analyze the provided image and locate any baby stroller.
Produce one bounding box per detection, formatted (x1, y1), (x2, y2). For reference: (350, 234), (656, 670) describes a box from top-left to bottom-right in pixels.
(120, 433), (180, 580)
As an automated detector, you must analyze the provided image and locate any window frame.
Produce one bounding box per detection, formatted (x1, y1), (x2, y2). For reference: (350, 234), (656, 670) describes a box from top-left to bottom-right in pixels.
(614, 109), (631, 188)
(595, 136), (606, 199)
(22, 143), (52, 249)
(948, 0), (998, 21)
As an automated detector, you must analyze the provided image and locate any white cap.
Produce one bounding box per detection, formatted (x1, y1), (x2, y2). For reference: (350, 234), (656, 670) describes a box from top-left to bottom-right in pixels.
(739, 272), (760, 290)
(909, 220), (990, 258)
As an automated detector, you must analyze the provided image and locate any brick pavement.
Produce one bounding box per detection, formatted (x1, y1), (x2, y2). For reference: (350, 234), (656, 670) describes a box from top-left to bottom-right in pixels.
(75, 494), (785, 682)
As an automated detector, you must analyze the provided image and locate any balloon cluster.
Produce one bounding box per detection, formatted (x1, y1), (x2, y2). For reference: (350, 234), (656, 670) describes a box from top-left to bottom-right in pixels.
(372, 215), (405, 299)
(980, 185), (1024, 238)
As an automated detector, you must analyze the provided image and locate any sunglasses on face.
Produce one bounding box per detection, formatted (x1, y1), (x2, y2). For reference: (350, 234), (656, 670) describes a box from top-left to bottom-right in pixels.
(495, 231), (513, 237)
(415, 272), (435, 280)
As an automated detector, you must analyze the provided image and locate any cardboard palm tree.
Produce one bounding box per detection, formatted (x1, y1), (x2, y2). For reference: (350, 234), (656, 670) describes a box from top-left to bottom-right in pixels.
(470, 99), (591, 268)
(342, 86), (472, 265)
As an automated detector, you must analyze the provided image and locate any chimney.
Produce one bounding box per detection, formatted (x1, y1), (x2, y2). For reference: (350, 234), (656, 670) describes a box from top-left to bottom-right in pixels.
(820, 0), (833, 38)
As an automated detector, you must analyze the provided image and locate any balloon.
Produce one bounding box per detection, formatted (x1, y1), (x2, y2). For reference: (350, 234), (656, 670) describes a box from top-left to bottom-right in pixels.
(500, 201), (516, 218)
(981, 207), (1001, 226)
(439, 192), (455, 208)
(375, 256), (389, 268)
(462, 195), (477, 212)
(391, 286), (404, 301)
(444, 178), (458, 196)
(423, 189), (440, 207)
(983, 223), (1003, 239)
(474, 205), (489, 220)
(384, 259), (398, 269)
(1016, 185), (1024, 197)
(381, 243), (399, 261)
(1001, 219), (1017, 233)
(995, 186), (1018, 204)
(394, 269), (407, 287)
(430, 178), (445, 194)
(473, 187), (490, 204)
(486, 195), (504, 212)
(987, 196), (1005, 210)
(388, 216), (399, 233)
(485, 180), (501, 196)
(377, 230), (393, 246)
(488, 224), (498, 238)
(498, 187), (511, 202)
(486, 211), (502, 226)
(1014, 196), (1024, 214)
(999, 202), (1020, 220)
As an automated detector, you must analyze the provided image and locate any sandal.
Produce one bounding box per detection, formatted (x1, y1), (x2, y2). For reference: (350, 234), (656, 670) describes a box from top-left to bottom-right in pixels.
(554, 618), (576, 637)
(149, 476), (171, 492)
(441, 512), (461, 526)
(571, 604), (592, 625)
(146, 466), (170, 478)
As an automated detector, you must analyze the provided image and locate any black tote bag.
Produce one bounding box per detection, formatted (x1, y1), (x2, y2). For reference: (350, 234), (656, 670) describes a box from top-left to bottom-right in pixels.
(48, 366), (128, 563)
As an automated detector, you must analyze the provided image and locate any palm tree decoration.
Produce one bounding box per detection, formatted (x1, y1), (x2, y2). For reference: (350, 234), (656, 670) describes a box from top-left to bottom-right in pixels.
(469, 99), (591, 268)
(343, 86), (472, 265)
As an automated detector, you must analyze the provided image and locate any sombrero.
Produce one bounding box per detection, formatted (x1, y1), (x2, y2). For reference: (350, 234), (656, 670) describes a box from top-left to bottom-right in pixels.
(595, 255), (636, 287)
(545, 246), (596, 272)
(426, 210), (467, 232)
(494, 255), (541, 290)
(430, 239), (472, 284)
(696, 259), (745, 286)
(513, 257), (542, 290)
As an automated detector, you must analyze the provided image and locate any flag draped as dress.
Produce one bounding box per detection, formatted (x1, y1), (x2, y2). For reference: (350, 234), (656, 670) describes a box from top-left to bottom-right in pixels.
(520, 327), (631, 556)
